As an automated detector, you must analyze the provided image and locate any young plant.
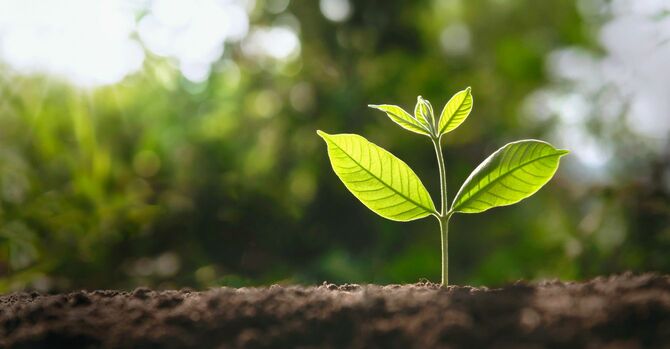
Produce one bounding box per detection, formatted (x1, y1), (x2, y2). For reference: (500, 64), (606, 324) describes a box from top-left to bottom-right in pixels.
(317, 88), (569, 286)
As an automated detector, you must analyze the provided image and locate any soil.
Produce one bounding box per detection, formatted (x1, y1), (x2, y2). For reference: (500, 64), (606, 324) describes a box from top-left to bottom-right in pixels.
(1, 273), (670, 349)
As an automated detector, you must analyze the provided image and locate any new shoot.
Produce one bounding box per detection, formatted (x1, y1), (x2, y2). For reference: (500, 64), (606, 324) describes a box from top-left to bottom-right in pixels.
(317, 88), (568, 286)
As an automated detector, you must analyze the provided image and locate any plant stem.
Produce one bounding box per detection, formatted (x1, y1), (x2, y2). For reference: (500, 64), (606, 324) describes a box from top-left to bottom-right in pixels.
(439, 216), (450, 285)
(431, 136), (450, 286)
(431, 137), (448, 216)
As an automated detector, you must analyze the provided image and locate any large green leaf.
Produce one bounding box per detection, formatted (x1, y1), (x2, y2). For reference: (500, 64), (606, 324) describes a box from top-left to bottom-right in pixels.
(317, 131), (436, 221)
(451, 140), (568, 214)
(438, 87), (473, 135)
(368, 104), (431, 136)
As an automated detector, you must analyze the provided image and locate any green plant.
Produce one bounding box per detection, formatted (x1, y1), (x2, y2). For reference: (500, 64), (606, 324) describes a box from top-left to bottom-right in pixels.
(317, 88), (569, 286)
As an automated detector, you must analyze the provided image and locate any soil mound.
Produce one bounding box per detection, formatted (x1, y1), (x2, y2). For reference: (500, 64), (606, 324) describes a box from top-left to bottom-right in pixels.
(1, 273), (669, 348)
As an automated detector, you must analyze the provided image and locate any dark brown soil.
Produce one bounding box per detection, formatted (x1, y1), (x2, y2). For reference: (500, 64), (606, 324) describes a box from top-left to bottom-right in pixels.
(1, 273), (670, 348)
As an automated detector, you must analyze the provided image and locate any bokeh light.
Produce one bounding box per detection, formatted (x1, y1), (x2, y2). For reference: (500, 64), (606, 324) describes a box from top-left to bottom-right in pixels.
(0, 0), (668, 291)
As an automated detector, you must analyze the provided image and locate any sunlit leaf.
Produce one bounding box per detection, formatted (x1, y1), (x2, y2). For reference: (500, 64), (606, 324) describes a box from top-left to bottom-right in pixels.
(317, 131), (436, 221)
(451, 140), (568, 213)
(414, 96), (434, 132)
(368, 104), (431, 136)
(438, 87), (473, 135)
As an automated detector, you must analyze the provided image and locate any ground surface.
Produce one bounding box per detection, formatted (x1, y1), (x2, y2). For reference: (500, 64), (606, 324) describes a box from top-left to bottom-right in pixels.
(1, 273), (669, 348)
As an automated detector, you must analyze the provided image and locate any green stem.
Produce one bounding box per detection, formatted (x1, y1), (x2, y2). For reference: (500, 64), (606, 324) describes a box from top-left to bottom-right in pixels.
(431, 136), (450, 286)
(439, 216), (449, 285)
(431, 137), (448, 216)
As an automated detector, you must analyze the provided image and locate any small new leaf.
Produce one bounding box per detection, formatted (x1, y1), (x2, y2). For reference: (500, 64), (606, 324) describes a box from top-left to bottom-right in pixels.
(317, 131), (437, 221)
(450, 140), (568, 214)
(368, 104), (431, 136)
(438, 87), (473, 136)
(414, 96), (435, 132)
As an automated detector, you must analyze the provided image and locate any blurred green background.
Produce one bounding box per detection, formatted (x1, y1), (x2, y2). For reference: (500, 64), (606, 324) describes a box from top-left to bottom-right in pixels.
(0, 0), (669, 291)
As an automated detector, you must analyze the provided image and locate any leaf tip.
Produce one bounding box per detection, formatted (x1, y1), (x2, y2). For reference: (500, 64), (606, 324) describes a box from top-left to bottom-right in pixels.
(316, 130), (329, 139)
(557, 149), (570, 156)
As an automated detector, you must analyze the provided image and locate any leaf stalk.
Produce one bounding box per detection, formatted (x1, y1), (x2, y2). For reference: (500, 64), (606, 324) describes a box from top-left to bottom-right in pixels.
(431, 136), (448, 217)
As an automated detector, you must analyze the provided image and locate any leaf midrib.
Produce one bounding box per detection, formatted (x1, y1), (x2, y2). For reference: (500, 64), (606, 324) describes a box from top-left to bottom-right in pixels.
(453, 151), (562, 211)
(387, 109), (430, 134)
(440, 92), (470, 133)
(329, 137), (435, 214)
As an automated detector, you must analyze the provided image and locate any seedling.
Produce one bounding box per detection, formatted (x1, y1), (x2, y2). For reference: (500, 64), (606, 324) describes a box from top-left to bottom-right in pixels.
(317, 88), (568, 286)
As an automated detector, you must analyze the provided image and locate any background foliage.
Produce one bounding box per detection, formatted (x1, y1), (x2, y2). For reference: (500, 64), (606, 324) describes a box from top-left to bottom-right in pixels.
(0, 0), (669, 291)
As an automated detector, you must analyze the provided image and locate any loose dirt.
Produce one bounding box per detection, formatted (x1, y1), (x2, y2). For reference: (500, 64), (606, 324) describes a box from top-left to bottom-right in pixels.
(1, 273), (669, 348)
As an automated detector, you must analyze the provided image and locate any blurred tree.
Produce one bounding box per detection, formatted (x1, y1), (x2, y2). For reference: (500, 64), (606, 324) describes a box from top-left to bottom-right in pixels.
(0, 0), (667, 291)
